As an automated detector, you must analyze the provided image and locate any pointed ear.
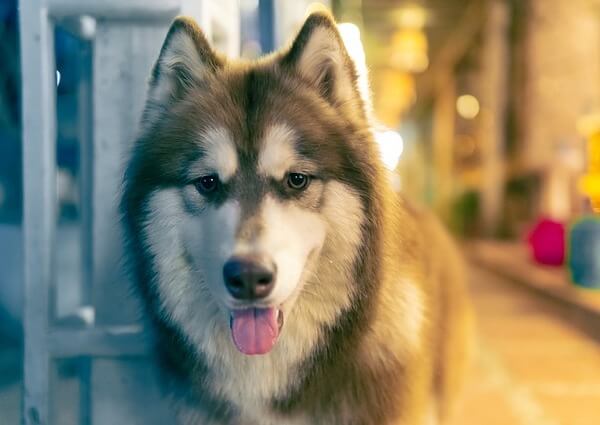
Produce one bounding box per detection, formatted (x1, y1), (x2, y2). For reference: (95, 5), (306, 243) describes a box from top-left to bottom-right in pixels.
(280, 12), (364, 113)
(143, 17), (222, 122)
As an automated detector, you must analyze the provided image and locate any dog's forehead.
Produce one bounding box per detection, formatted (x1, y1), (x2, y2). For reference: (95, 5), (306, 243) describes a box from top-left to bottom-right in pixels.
(185, 67), (335, 184)
(190, 127), (239, 181)
(257, 123), (298, 180)
(194, 122), (299, 182)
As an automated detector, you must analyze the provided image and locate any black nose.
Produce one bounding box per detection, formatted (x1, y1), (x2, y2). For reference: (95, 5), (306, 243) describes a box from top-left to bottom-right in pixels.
(223, 256), (275, 300)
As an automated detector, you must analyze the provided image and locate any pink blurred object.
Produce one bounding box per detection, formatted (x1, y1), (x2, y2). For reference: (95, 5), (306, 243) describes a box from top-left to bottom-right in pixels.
(526, 218), (566, 266)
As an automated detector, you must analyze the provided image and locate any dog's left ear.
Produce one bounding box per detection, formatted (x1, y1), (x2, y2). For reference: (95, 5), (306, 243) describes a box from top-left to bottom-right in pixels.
(281, 12), (364, 114)
(142, 17), (223, 127)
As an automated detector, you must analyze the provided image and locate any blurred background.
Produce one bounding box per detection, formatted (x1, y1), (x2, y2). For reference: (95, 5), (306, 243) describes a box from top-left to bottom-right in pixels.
(1, 0), (600, 424)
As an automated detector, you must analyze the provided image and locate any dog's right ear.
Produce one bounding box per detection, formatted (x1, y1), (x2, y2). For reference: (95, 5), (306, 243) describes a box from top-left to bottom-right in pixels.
(279, 12), (366, 120)
(143, 17), (222, 125)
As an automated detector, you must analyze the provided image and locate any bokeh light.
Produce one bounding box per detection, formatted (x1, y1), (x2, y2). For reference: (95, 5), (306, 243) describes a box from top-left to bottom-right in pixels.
(456, 94), (480, 119)
(374, 129), (404, 170)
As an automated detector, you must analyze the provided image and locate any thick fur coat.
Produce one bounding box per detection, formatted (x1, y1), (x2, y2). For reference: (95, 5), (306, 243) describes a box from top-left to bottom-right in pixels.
(121, 12), (474, 425)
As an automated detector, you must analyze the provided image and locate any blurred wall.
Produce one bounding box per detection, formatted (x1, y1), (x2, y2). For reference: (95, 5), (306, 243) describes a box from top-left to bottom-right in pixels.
(523, 0), (600, 172)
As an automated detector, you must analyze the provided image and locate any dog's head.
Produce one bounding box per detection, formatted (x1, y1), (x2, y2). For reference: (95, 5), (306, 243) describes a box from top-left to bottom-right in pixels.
(123, 12), (384, 357)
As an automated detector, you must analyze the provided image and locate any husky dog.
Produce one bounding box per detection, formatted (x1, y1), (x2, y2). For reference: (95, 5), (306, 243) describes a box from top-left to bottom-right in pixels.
(121, 11), (474, 425)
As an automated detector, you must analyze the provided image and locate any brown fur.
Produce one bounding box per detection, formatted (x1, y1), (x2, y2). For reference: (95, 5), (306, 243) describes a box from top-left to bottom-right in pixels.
(121, 11), (474, 425)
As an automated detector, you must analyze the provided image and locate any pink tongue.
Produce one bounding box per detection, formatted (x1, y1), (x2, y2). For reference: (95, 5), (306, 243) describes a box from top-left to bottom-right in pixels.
(230, 308), (280, 355)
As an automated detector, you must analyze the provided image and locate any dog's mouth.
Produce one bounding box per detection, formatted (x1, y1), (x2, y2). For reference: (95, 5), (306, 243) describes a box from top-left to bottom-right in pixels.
(229, 307), (284, 355)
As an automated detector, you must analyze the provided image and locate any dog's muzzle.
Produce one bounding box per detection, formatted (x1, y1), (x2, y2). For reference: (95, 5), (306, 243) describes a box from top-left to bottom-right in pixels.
(223, 255), (284, 356)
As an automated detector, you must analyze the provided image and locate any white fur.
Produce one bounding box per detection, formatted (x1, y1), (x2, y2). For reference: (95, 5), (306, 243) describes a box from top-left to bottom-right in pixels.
(149, 31), (206, 105)
(181, 198), (241, 305)
(257, 124), (298, 180)
(142, 189), (203, 326)
(188, 127), (239, 182)
(162, 31), (203, 73)
(296, 26), (355, 105)
(400, 282), (426, 350)
(234, 195), (327, 307)
(143, 30), (209, 128)
(357, 274), (426, 374)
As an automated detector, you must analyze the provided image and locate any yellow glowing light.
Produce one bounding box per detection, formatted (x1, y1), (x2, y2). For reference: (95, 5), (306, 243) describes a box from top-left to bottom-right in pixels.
(578, 127), (600, 213)
(391, 29), (429, 73)
(456, 95), (480, 119)
(396, 4), (428, 29)
(576, 112), (600, 137)
(375, 70), (416, 127)
(375, 129), (404, 170)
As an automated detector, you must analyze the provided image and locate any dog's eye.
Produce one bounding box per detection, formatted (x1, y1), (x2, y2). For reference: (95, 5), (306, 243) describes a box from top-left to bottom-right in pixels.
(287, 173), (310, 190)
(195, 174), (220, 195)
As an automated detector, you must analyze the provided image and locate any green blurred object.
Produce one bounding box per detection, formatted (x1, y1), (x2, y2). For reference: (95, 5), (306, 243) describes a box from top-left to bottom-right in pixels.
(450, 190), (480, 237)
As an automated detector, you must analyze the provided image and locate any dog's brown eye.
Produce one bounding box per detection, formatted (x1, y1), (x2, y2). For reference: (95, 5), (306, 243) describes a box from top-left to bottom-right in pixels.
(287, 173), (310, 190)
(195, 175), (219, 194)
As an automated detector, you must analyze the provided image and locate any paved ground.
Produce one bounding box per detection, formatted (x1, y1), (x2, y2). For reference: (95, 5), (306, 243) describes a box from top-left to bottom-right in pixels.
(451, 266), (600, 425)
(1, 265), (599, 424)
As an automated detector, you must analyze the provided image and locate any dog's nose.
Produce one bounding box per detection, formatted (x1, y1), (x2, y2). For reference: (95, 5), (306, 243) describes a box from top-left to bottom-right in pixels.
(223, 256), (275, 300)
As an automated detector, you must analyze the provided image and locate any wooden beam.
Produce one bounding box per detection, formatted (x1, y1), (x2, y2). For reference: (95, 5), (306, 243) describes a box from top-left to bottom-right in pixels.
(19, 1), (56, 423)
(48, 326), (149, 358)
(417, 0), (486, 103)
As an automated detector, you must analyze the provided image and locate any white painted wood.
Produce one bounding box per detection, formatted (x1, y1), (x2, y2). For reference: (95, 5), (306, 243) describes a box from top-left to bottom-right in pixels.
(19, 0), (56, 423)
(91, 22), (166, 326)
(90, 21), (172, 425)
(273, 0), (331, 48)
(202, 0), (241, 56)
(48, 0), (180, 20)
(48, 326), (148, 357)
(20, 1), (242, 423)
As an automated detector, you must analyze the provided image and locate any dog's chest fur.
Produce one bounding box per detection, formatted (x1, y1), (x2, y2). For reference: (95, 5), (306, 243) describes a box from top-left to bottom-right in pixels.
(184, 321), (321, 424)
